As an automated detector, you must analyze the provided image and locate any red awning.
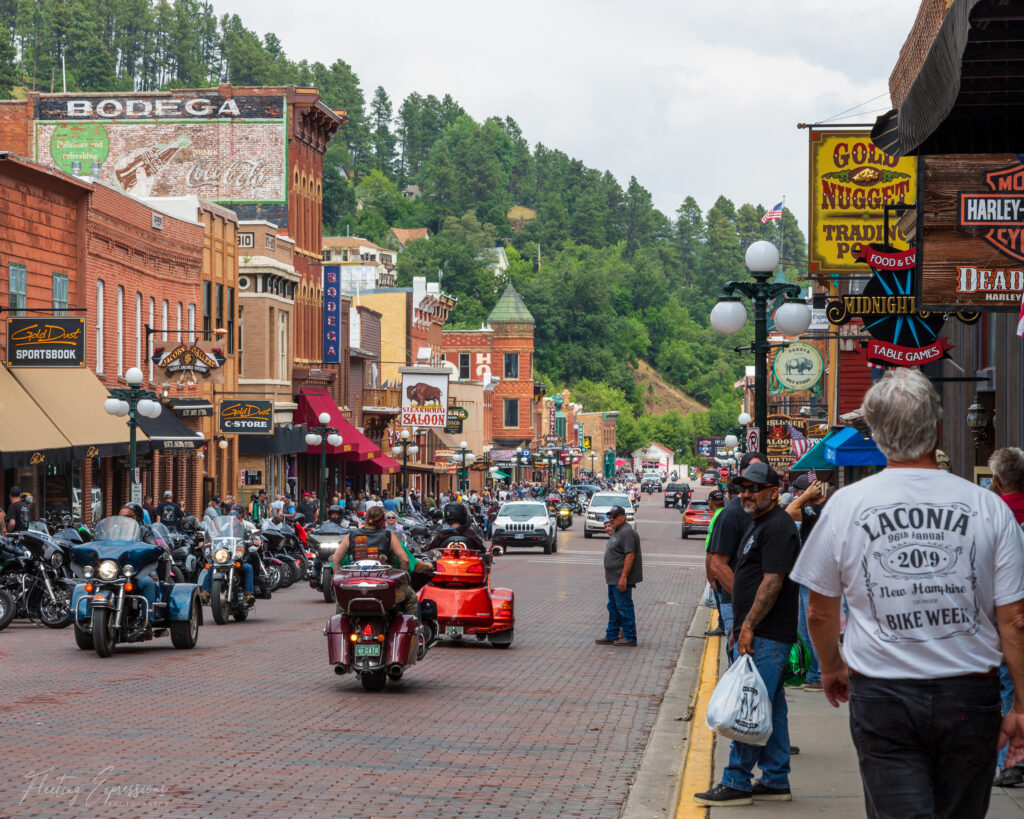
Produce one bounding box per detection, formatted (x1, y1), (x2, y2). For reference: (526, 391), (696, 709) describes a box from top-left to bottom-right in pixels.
(296, 389), (382, 461)
(349, 454), (401, 475)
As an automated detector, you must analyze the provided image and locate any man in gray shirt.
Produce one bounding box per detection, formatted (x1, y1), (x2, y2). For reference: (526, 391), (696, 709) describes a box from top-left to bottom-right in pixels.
(596, 505), (643, 647)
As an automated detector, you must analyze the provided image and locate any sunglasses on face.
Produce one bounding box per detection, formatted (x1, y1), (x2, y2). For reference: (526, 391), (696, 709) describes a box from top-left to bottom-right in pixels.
(738, 483), (771, 494)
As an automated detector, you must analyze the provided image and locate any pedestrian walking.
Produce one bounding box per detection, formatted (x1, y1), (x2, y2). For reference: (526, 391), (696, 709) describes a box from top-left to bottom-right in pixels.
(6, 486), (30, 533)
(156, 490), (184, 529)
(695, 461), (801, 806)
(704, 488), (727, 637)
(595, 505), (642, 647)
(792, 368), (1024, 818)
(785, 473), (829, 692)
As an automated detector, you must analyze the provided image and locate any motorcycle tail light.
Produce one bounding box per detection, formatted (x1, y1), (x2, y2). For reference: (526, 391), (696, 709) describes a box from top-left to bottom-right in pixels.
(377, 634), (385, 642)
(497, 602), (512, 617)
(362, 624), (373, 637)
(434, 564), (445, 572)
(349, 633), (358, 642)
(467, 564), (484, 574)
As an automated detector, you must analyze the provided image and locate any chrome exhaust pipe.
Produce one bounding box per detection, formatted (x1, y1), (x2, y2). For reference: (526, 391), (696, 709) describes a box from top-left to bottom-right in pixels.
(387, 664), (403, 679)
(334, 664), (349, 675)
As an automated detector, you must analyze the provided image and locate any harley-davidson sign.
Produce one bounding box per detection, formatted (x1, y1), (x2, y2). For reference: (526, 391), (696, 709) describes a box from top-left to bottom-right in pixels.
(918, 154), (1024, 311)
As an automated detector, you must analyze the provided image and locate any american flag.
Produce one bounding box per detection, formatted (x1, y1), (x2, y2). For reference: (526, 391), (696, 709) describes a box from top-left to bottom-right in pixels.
(787, 423), (813, 459)
(761, 201), (783, 224)
(807, 468), (817, 483)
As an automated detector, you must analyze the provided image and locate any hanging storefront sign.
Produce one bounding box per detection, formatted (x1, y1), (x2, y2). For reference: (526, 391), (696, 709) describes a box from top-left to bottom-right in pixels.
(6, 316), (86, 367)
(827, 244), (976, 367)
(400, 368), (449, 428)
(808, 129), (917, 279)
(218, 400), (273, 434)
(323, 267), (341, 363)
(766, 415), (806, 472)
(154, 341), (226, 385)
(772, 342), (824, 392)
(919, 154), (1024, 311)
(444, 406), (468, 434)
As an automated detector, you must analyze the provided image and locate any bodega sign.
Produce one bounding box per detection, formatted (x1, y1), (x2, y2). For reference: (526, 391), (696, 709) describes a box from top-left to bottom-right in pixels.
(400, 368), (450, 428)
(7, 317), (86, 367)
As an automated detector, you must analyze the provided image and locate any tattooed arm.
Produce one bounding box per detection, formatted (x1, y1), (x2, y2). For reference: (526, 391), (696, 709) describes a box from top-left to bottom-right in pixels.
(735, 573), (785, 656)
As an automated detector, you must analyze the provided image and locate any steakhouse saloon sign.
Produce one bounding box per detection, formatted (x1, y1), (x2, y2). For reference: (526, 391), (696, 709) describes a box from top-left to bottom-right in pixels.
(918, 154), (1024, 311)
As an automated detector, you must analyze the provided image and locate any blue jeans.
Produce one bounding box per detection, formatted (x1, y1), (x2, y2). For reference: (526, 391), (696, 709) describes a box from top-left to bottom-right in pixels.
(605, 585), (637, 642)
(720, 600), (735, 664)
(999, 661), (1014, 770)
(721, 636), (791, 792)
(797, 585), (821, 684)
(202, 564), (254, 594)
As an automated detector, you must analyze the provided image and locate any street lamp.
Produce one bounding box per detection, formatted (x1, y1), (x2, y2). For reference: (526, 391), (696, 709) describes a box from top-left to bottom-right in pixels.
(451, 440), (476, 495)
(104, 366), (162, 502)
(710, 241), (811, 441)
(391, 429), (419, 510)
(305, 410), (342, 522)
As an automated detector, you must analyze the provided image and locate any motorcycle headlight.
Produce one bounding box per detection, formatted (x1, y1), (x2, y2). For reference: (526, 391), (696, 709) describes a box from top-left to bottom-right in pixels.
(122, 564), (135, 577)
(214, 548), (230, 563)
(83, 565), (94, 579)
(98, 560), (118, 580)
(51, 551), (64, 567)
(319, 541), (339, 554)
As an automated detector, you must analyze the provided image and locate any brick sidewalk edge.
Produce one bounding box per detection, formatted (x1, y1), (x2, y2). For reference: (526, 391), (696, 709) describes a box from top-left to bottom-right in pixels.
(620, 605), (713, 819)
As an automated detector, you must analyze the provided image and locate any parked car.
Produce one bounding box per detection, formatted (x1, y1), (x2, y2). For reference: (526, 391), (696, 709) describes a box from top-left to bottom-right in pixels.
(584, 492), (636, 538)
(700, 470), (718, 486)
(491, 501), (556, 554)
(682, 499), (713, 538)
(664, 483), (691, 508)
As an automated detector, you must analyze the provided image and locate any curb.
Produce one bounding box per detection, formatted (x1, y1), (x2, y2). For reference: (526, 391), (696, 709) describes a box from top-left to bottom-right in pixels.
(620, 604), (715, 819)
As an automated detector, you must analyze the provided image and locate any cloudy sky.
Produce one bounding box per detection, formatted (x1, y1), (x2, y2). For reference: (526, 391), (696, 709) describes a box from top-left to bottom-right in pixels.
(212, 0), (921, 232)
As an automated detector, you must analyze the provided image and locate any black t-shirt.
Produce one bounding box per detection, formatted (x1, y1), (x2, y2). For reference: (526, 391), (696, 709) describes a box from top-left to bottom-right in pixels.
(6, 500), (30, 532)
(707, 496), (749, 603)
(799, 502), (823, 546)
(157, 500), (183, 528)
(296, 501), (316, 522)
(730, 504), (800, 645)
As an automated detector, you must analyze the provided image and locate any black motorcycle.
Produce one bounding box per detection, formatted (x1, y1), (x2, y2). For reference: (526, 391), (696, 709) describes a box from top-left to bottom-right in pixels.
(308, 521), (351, 603)
(0, 526), (75, 629)
(203, 516), (265, 624)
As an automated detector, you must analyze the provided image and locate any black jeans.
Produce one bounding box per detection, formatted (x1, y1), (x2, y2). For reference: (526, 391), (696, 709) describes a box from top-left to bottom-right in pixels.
(849, 672), (1002, 819)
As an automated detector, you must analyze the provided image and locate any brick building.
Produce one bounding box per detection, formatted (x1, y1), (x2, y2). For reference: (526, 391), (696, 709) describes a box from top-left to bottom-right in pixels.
(442, 284), (535, 449)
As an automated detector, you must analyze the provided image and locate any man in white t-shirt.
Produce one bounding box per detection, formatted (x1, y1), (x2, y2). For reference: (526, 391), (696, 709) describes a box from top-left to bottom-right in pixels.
(792, 368), (1024, 818)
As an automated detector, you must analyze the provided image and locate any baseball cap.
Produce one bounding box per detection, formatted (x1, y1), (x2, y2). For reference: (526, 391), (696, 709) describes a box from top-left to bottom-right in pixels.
(793, 474), (811, 491)
(164, 490), (173, 498)
(708, 489), (725, 502)
(731, 462), (780, 488)
(607, 505), (627, 518)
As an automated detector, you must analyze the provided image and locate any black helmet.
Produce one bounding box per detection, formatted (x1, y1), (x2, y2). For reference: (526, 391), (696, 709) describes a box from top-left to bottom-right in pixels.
(183, 515), (200, 532)
(328, 504), (343, 519)
(443, 502), (468, 526)
(121, 502), (145, 524)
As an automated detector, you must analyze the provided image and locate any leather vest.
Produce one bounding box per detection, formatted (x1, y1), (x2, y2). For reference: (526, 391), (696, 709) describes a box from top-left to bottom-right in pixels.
(351, 526), (391, 562)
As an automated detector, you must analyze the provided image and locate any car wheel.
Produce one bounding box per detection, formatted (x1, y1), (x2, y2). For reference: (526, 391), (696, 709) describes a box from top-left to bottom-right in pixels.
(584, 529), (593, 539)
(683, 527), (691, 538)
(551, 531), (558, 553)
(170, 596), (200, 649)
(543, 535), (552, 554)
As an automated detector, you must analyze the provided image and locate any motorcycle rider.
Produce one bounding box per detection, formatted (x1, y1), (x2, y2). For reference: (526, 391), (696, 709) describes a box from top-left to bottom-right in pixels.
(116, 502), (166, 617)
(326, 504), (345, 527)
(199, 510), (255, 607)
(329, 506), (425, 620)
(428, 502), (486, 554)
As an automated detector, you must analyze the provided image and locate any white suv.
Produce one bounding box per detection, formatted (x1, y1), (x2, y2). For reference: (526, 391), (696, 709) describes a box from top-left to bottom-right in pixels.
(491, 501), (557, 554)
(584, 492), (636, 538)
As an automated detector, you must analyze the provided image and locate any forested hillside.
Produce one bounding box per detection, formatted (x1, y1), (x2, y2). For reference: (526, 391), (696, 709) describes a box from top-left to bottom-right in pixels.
(0, 0), (809, 458)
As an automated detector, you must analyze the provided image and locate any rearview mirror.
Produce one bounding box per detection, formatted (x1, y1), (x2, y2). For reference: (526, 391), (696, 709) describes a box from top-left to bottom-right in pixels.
(491, 545), (503, 557)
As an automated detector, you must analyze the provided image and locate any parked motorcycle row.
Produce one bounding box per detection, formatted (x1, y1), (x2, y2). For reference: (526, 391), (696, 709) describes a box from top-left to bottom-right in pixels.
(0, 504), (520, 695)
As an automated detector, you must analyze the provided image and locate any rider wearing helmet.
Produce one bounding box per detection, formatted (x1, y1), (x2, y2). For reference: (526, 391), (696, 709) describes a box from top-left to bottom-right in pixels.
(327, 504), (345, 525)
(428, 501), (485, 553)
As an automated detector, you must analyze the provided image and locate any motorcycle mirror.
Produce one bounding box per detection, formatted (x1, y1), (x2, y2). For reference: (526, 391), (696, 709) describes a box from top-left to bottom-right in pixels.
(491, 545), (503, 557)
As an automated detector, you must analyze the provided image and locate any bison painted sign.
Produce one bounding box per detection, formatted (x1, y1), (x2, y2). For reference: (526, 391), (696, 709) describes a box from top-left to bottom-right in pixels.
(400, 368), (449, 428)
(772, 342), (823, 392)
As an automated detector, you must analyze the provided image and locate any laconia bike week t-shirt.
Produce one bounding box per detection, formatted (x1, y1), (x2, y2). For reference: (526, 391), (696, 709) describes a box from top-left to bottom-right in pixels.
(791, 468), (1024, 679)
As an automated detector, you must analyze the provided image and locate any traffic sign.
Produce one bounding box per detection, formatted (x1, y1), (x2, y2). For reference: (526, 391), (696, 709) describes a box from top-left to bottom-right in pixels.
(719, 467), (730, 479)
(747, 427), (761, 454)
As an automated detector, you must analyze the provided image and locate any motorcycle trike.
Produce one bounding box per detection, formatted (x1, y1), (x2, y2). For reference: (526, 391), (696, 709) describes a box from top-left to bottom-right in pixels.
(70, 516), (201, 656)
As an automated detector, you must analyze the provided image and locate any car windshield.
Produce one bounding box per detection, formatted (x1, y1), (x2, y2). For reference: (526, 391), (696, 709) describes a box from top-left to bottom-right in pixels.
(689, 501), (710, 511)
(92, 516), (143, 542)
(500, 503), (547, 517)
(204, 515), (246, 541)
(591, 494), (631, 509)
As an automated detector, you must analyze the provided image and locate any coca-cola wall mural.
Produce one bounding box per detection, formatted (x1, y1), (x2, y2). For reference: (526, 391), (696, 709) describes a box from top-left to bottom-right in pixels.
(32, 93), (287, 225)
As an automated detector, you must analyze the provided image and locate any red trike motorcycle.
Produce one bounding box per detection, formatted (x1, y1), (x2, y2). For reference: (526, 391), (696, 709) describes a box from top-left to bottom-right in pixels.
(418, 543), (514, 648)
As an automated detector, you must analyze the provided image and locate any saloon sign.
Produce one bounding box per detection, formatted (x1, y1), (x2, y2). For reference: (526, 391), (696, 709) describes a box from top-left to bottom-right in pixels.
(218, 400), (273, 434)
(400, 368), (449, 428)
(919, 154), (1024, 311)
(154, 341), (226, 385)
(6, 317), (86, 367)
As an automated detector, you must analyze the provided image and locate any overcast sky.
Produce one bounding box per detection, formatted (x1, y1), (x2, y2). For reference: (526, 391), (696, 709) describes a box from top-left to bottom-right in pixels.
(212, 0), (921, 233)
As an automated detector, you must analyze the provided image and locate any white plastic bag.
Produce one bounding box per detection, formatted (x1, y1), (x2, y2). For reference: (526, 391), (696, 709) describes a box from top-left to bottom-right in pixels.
(701, 581), (716, 608)
(706, 654), (773, 746)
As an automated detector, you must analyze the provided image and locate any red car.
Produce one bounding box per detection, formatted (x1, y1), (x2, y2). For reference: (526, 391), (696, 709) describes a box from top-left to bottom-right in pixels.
(700, 470), (717, 486)
(682, 499), (713, 538)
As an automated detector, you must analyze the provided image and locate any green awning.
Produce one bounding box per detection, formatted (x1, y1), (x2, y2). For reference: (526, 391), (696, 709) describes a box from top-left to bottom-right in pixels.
(791, 433), (836, 472)
(492, 470), (510, 479)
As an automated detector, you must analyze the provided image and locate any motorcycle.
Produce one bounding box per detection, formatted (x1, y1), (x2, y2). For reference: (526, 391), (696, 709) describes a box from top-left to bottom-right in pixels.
(555, 503), (573, 531)
(69, 516), (201, 656)
(0, 526), (76, 629)
(203, 516), (261, 624)
(325, 559), (433, 691)
(308, 521), (351, 603)
(419, 540), (514, 649)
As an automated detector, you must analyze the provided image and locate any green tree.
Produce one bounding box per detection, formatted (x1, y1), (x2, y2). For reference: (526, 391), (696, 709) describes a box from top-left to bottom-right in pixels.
(369, 85), (397, 177)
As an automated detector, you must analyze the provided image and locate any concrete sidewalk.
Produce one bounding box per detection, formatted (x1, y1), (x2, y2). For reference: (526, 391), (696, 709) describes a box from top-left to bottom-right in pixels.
(705, 650), (1024, 817)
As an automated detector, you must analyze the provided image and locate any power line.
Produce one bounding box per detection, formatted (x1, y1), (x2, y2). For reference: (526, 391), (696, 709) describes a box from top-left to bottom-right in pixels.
(816, 93), (890, 125)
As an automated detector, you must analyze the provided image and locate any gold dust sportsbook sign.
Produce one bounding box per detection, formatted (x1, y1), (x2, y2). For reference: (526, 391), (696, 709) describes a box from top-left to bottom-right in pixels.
(809, 130), (917, 279)
(918, 154), (1024, 311)
(6, 317), (85, 366)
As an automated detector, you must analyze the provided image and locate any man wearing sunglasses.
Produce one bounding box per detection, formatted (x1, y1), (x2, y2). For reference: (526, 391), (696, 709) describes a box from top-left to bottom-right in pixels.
(695, 461), (800, 807)
(595, 505), (643, 647)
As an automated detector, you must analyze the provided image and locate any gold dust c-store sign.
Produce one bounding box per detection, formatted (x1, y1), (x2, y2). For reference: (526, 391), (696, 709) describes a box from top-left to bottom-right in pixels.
(808, 130), (916, 278)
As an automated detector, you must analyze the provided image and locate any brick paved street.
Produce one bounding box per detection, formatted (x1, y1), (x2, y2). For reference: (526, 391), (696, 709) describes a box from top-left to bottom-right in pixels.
(0, 492), (707, 819)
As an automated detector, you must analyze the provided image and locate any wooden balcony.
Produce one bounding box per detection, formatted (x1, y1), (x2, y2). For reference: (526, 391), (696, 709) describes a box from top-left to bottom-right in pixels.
(363, 386), (402, 413)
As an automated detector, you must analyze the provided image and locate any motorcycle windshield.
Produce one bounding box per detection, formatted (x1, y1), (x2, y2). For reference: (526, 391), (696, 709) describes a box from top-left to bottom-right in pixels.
(91, 517), (143, 543)
(204, 516), (247, 543)
(150, 522), (174, 549)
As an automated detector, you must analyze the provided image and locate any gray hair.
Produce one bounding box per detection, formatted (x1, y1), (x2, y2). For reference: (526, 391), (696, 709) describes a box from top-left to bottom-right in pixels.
(861, 369), (942, 462)
(990, 447), (1024, 493)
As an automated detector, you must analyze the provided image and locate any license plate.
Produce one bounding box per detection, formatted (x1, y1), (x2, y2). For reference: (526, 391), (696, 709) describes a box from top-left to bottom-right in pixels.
(515, 534), (524, 539)
(445, 625), (464, 637)
(354, 644), (380, 657)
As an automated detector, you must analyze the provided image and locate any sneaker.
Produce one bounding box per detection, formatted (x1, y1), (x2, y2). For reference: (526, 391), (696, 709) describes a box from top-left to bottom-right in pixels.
(200, 590), (210, 604)
(594, 637), (614, 644)
(802, 680), (824, 692)
(694, 783), (752, 806)
(791, 745), (800, 755)
(613, 639), (637, 646)
(752, 781), (792, 801)
(994, 766), (1024, 787)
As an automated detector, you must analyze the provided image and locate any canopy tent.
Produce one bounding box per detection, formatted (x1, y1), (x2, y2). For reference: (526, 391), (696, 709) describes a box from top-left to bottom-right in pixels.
(614, 458), (627, 467)
(825, 426), (887, 467)
(790, 433), (837, 472)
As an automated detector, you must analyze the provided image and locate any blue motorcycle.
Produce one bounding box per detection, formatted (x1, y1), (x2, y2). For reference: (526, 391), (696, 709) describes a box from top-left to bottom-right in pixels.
(70, 516), (201, 657)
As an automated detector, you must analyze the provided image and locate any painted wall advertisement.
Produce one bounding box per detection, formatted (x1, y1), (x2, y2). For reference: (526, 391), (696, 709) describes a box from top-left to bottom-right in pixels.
(808, 129), (917, 280)
(400, 369), (449, 428)
(218, 400), (273, 434)
(33, 93), (287, 220)
(6, 316), (86, 367)
(918, 154), (1024, 311)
